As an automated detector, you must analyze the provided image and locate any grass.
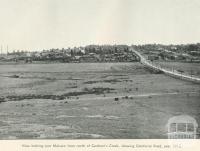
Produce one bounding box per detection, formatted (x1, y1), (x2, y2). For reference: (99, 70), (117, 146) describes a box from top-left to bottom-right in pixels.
(0, 62), (199, 139)
(156, 61), (200, 77)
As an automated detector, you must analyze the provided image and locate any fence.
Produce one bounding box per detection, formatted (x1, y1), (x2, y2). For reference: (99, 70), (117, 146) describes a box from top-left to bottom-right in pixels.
(132, 49), (200, 84)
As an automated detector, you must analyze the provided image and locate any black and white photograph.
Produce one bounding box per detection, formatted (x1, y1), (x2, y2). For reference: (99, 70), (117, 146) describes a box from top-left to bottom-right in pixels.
(0, 0), (200, 140)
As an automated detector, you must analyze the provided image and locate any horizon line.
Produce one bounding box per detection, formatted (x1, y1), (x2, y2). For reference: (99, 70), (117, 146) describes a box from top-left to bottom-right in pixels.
(1, 42), (200, 52)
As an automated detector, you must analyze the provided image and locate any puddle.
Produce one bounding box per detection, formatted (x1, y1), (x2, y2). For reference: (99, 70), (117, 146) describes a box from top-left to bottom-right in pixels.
(86, 115), (104, 118)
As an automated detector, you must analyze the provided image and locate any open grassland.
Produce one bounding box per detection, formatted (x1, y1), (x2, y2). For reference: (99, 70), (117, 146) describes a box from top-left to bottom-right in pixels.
(0, 63), (200, 139)
(156, 61), (200, 78)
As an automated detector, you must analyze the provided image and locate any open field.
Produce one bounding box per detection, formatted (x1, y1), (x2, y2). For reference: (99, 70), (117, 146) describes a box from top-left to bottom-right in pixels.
(0, 63), (200, 139)
(155, 61), (200, 78)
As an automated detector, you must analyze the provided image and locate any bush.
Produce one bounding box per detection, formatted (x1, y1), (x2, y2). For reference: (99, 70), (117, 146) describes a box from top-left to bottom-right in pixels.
(114, 97), (119, 101)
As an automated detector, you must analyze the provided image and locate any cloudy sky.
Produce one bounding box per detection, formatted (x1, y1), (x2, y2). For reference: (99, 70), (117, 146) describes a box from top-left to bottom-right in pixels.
(0, 0), (200, 51)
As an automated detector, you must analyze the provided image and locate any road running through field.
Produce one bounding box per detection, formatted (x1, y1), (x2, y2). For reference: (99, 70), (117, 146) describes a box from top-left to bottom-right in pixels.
(131, 49), (200, 83)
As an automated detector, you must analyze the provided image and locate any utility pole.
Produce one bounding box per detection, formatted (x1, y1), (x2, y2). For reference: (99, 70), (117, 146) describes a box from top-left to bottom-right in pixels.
(1, 45), (2, 54)
(7, 45), (8, 54)
(190, 70), (193, 77)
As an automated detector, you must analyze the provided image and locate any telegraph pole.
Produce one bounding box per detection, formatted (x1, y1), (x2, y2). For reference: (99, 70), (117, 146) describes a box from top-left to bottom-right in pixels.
(0, 45), (2, 54)
(7, 45), (8, 54)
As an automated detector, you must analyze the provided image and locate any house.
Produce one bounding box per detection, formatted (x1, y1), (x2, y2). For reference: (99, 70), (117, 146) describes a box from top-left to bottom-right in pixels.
(148, 55), (159, 61)
(0, 54), (6, 60)
(79, 54), (99, 62)
(189, 51), (200, 56)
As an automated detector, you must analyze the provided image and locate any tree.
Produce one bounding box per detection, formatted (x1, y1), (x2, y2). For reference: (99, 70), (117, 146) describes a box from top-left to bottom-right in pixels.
(188, 44), (198, 52)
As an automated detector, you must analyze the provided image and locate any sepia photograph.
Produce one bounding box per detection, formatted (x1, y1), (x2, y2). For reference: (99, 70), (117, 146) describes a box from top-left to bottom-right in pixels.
(0, 0), (200, 141)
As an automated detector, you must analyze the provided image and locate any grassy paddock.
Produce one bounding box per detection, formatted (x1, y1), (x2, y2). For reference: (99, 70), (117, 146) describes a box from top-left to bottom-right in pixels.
(156, 61), (200, 78)
(0, 62), (199, 139)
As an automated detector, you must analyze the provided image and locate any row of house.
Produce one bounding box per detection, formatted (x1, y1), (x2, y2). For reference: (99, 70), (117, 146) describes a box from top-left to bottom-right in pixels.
(0, 47), (139, 63)
(146, 49), (200, 62)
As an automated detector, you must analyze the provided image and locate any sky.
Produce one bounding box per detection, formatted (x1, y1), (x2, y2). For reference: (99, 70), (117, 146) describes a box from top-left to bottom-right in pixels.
(0, 0), (200, 51)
